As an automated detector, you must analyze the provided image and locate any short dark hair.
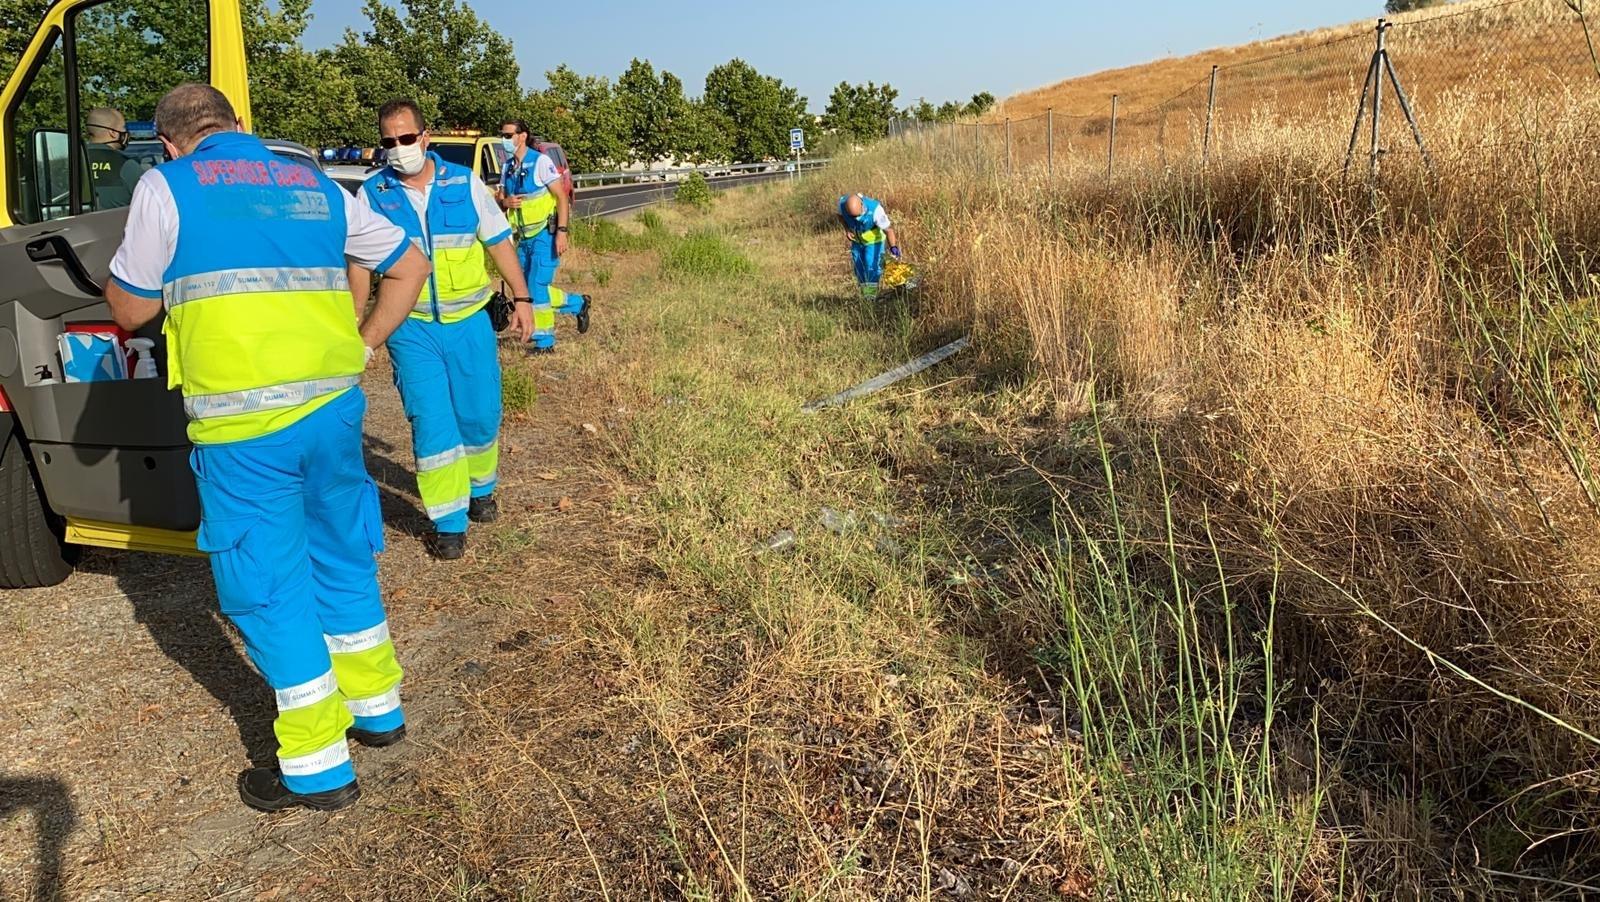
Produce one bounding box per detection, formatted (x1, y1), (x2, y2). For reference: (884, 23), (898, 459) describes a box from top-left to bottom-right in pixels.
(155, 83), (236, 150)
(378, 99), (425, 133)
(499, 118), (528, 135)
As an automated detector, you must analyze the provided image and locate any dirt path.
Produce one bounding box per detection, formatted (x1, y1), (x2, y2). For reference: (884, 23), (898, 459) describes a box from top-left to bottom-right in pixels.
(0, 266), (625, 898)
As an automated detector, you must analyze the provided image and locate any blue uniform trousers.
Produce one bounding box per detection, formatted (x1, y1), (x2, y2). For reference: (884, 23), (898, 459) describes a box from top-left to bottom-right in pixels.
(386, 309), (502, 534)
(191, 387), (403, 794)
(852, 240), (886, 299)
(518, 231), (582, 350)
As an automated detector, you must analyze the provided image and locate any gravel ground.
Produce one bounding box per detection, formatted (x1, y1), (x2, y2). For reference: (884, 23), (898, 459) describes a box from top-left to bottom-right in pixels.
(0, 328), (612, 899)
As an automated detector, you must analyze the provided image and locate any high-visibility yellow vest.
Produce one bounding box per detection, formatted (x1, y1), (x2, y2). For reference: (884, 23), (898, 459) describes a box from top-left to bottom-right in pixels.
(502, 150), (559, 239)
(363, 155), (495, 324)
(156, 132), (365, 445)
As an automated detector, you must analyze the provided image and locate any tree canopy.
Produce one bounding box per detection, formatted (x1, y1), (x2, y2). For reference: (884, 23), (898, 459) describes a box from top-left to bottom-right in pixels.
(0, 0), (988, 170)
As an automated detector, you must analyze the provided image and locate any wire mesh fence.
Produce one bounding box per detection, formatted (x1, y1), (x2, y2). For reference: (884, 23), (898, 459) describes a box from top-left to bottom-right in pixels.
(886, 0), (1600, 182)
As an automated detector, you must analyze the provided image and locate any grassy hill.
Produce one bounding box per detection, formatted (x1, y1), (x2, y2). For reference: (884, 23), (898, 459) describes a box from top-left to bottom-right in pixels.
(966, 0), (1599, 172)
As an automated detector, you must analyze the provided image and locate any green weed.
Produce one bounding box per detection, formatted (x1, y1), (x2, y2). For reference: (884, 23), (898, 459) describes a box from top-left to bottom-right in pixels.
(659, 231), (755, 281)
(675, 171), (714, 209)
(502, 363), (538, 413)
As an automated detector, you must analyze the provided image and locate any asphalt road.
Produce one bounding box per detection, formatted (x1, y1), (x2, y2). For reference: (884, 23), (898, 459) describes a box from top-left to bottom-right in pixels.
(574, 168), (801, 218)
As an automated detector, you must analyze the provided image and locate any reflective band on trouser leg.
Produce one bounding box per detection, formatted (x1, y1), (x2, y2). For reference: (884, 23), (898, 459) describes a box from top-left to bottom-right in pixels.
(552, 286), (582, 315)
(326, 624), (405, 733)
(417, 451), (471, 526)
(532, 296), (556, 349)
(466, 440), (499, 498)
(274, 669), (357, 794)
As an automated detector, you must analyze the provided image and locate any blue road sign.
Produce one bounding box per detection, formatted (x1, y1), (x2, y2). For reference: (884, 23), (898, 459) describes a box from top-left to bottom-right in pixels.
(790, 128), (805, 151)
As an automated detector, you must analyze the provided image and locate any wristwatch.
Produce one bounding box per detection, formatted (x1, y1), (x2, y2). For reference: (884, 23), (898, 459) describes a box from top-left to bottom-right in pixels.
(556, 225), (569, 233)
(513, 297), (532, 305)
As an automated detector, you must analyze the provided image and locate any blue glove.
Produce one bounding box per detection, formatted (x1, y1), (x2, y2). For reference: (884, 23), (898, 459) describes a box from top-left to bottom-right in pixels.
(889, 246), (902, 260)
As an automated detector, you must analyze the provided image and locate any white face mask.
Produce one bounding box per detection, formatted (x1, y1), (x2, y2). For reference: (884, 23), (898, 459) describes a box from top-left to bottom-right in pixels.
(389, 141), (426, 176)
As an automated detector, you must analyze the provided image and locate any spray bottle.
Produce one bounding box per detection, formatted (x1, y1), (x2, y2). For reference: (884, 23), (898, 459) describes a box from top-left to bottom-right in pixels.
(126, 338), (158, 380)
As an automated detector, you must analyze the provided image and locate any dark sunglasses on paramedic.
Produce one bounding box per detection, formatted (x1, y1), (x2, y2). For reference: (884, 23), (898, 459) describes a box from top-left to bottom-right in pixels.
(379, 132), (424, 150)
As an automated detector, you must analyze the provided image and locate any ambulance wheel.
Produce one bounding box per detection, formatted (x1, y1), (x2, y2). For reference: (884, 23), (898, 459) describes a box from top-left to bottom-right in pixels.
(0, 429), (77, 589)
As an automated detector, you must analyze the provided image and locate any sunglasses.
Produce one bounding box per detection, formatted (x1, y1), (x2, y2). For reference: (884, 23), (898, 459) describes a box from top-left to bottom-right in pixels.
(499, 131), (519, 139)
(379, 132), (424, 150)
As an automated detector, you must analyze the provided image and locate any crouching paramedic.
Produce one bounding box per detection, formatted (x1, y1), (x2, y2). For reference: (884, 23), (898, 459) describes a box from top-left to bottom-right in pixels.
(838, 193), (902, 300)
(352, 99), (535, 561)
(498, 119), (589, 353)
(104, 84), (432, 813)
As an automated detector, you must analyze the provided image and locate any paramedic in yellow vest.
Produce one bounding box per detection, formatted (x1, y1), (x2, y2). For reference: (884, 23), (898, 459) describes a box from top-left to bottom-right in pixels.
(350, 99), (535, 561)
(497, 119), (590, 352)
(104, 84), (432, 813)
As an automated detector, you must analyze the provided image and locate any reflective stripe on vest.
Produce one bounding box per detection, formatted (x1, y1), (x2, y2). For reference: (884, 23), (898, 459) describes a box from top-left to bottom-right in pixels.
(157, 132), (365, 445)
(184, 374), (360, 421)
(363, 154), (492, 324)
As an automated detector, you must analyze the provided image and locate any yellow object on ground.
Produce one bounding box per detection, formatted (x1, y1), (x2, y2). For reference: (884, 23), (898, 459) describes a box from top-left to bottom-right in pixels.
(881, 259), (916, 291)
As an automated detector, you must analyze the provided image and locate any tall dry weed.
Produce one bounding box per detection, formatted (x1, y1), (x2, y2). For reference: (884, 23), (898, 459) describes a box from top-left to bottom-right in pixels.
(809, 11), (1600, 885)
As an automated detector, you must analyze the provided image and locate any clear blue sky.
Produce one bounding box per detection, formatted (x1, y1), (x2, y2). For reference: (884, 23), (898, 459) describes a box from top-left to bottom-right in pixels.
(301, 1), (1383, 111)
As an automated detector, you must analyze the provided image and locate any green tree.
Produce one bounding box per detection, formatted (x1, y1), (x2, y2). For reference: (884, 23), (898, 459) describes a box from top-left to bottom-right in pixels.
(822, 80), (899, 142)
(677, 100), (734, 163)
(247, 0), (364, 146)
(964, 92), (996, 117)
(702, 58), (808, 162)
(616, 58), (692, 164)
(520, 65), (627, 173)
(0, 0), (50, 76)
(335, 0), (520, 132)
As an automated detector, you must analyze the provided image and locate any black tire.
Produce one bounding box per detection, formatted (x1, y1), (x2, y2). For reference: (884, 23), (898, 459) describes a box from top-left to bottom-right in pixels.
(0, 430), (77, 589)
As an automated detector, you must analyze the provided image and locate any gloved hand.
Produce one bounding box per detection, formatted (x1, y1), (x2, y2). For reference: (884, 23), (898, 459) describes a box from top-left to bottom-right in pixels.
(890, 245), (902, 260)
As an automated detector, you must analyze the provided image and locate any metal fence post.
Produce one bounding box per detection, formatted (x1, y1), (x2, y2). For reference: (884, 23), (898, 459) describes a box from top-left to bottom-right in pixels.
(1005, 118), (1013, 176)
(1371, 18), (1386, 176)
(949, 120), (956, 161)
(1202, 65), (1219, 168)
(1047, 108), (1055, 181)
(1108, 94), (1119, 180)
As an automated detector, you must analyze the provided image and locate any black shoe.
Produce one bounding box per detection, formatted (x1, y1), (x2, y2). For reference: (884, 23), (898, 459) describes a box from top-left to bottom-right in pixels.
(576, 295), (593, 334)
(529, 345), (556, 356)
(239, 767), (360, 813)
(468, 495), (499, 524)
(348, 724), (408, 748)
(428, 531), (466, 560)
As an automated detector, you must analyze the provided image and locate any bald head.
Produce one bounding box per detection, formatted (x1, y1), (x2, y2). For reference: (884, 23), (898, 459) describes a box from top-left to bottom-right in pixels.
(844, 194), (865, 217)
(86, 107), (126, 147)
(155, 83), (238, 156)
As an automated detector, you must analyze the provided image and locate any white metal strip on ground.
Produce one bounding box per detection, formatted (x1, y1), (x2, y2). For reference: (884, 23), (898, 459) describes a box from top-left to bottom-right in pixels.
(803, 336), (971, 412)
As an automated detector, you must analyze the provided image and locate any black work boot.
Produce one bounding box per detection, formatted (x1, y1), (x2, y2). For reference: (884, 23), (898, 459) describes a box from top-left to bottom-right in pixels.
(468, 495), (499, 524)
(239, 768), (360, 813)
(576, 295), (593, 334)
(428, 531), (466, 560)
(348, 724), (408, 748)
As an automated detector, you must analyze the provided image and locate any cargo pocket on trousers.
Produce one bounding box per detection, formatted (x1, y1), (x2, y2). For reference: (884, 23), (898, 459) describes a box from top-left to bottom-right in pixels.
(197, 514), (270, 617)
(358, 477), (386, 556)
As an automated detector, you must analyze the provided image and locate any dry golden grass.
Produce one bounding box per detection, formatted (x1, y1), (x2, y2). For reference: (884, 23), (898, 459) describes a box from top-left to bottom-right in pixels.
(804, 1), (1600, 890)
(945, 0), (1600, 184)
